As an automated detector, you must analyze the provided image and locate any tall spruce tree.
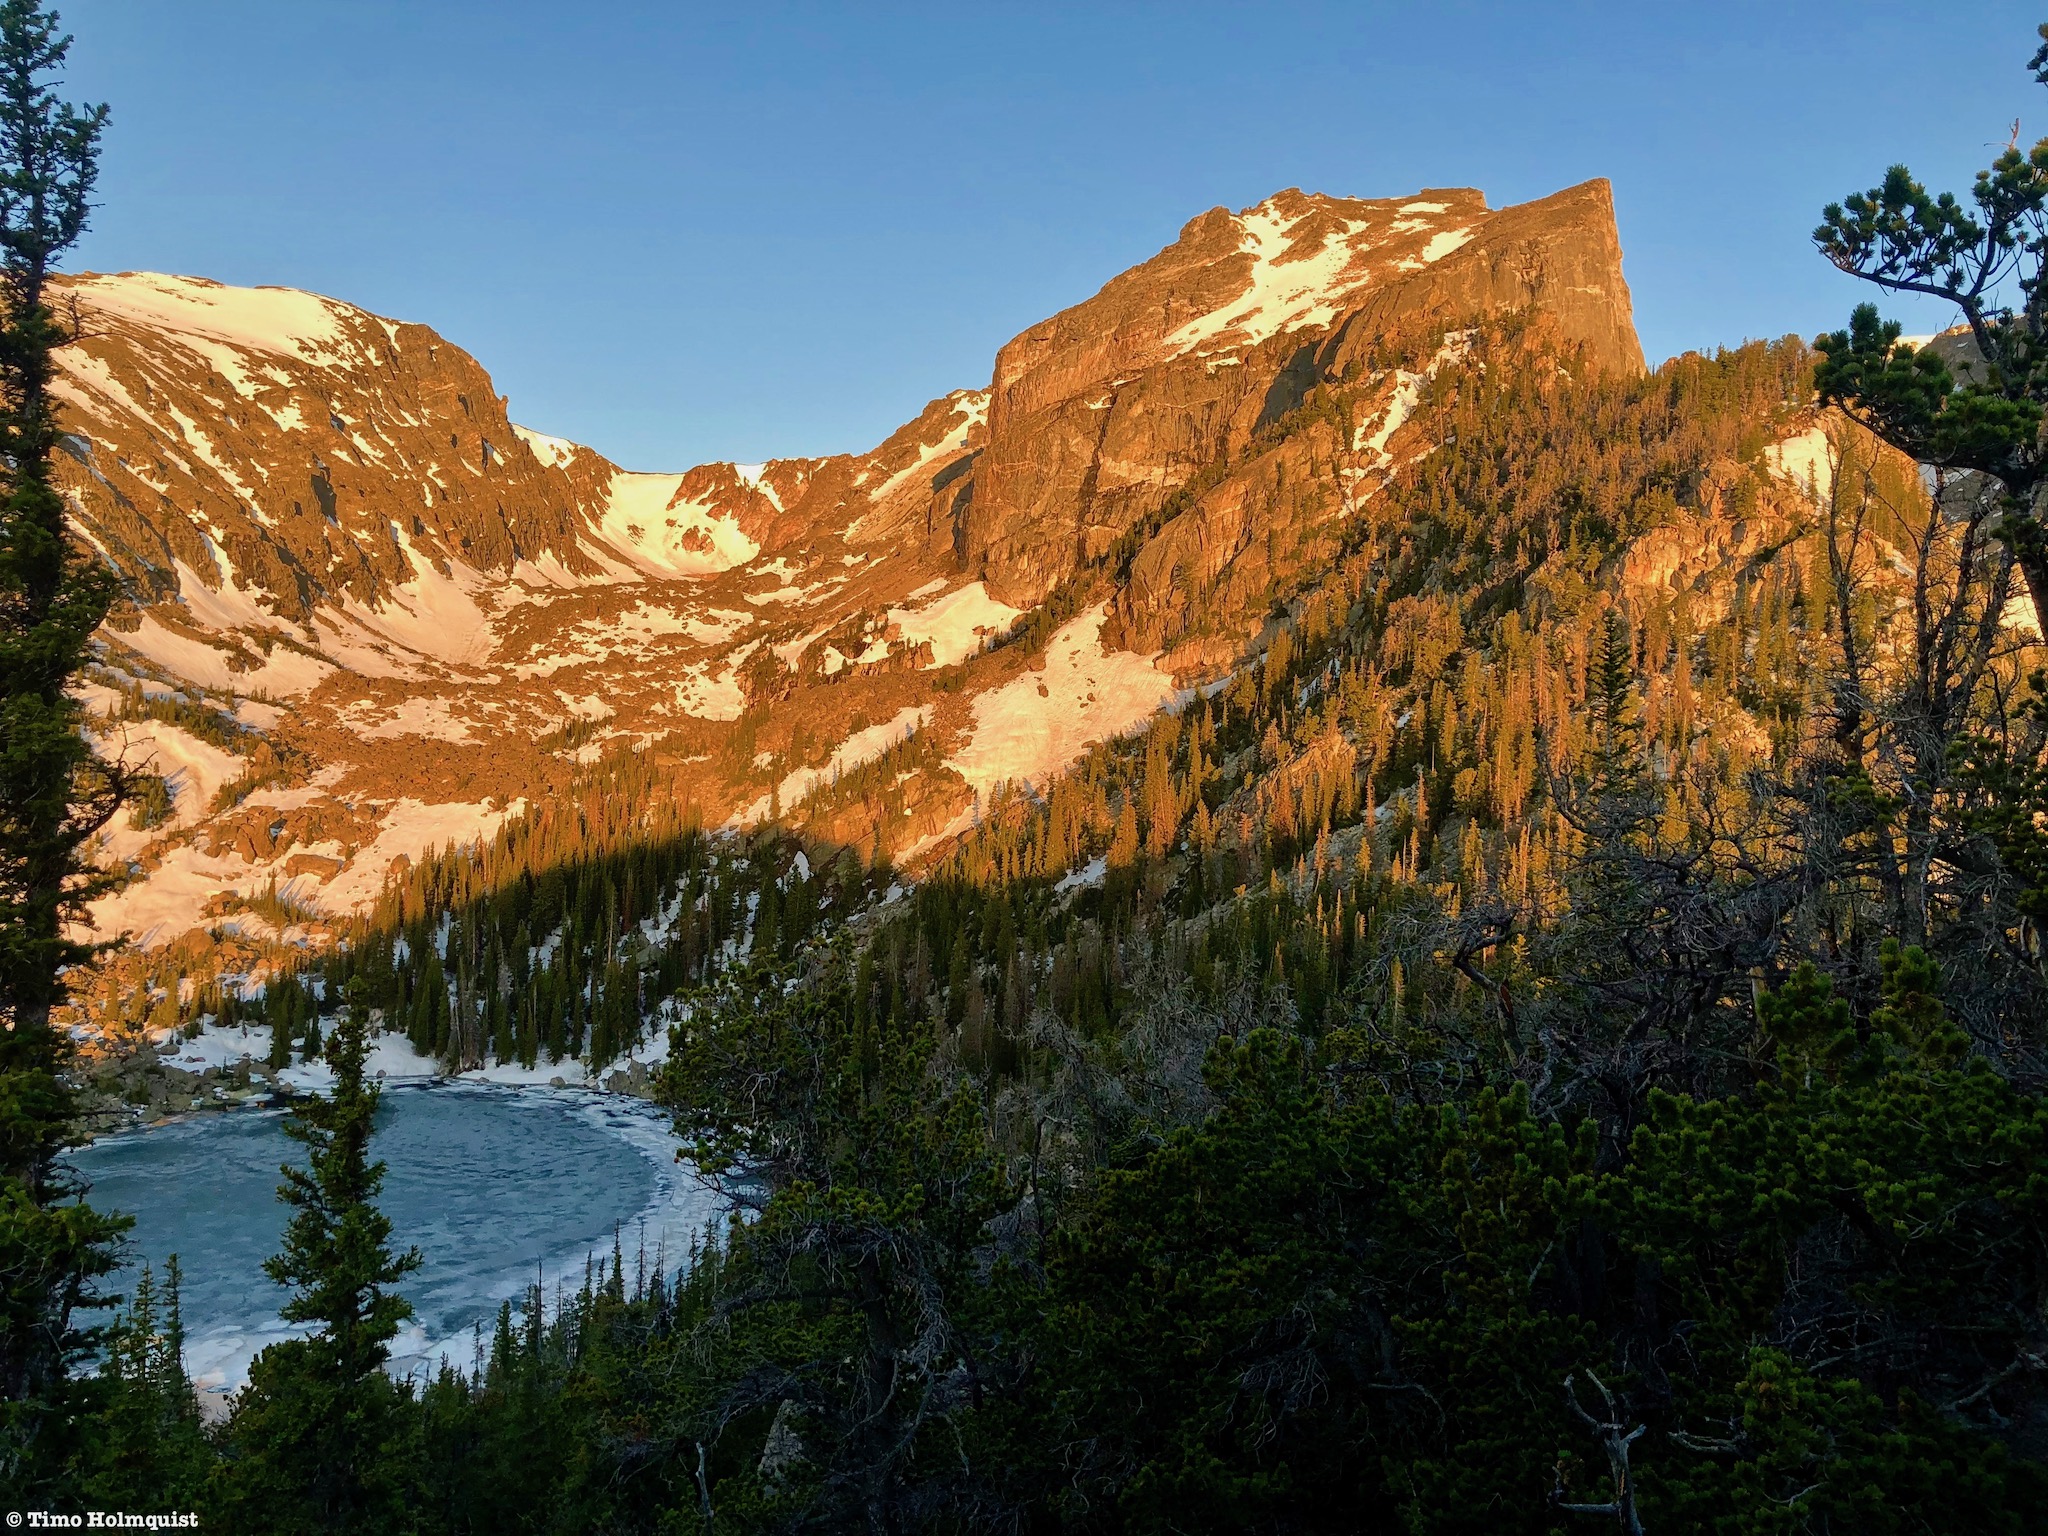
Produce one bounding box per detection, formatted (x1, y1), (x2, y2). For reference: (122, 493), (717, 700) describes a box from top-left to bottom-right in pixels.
(0, 0), (124, 1494)
(222, 981), (423, 1532)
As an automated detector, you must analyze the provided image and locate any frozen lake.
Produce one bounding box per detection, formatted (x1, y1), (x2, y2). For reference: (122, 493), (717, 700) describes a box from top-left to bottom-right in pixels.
(71, 1082), (722, 1401)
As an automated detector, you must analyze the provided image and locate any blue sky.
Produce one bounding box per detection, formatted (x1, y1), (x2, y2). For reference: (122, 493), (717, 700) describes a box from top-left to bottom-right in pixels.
(61, 1), (2046, 470)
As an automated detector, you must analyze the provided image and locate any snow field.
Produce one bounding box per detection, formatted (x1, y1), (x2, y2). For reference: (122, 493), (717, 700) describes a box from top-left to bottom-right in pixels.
(510, 423), (581, 468)
(112, 611), (335, 697)
(69, 272), (353, 364)
(1764, 424), (1838, 505)
(948, 605), (1185, 797)
(1165, 195), (1482, 361)
(594, 471), (761, 577)
(317, 797), (525, 913)
(864, 390), (988, 503)
(887, 580), (1024, 667)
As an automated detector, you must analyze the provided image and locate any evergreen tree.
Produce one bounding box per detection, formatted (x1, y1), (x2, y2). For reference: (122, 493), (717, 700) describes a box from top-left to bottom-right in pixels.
(1812, 21), (2048, 614)
(221, 981), (423, 1532)
(1591, 606), (1636, 767)
(515, 977), (538, 1070)
(409, 946), (444, 1059)
(267, 992), (291, 1070)
(76, 1256), (208, 1510)
(1611, 950), (2048, 1528)
(0, 0), (123, 1492)
(487, 982), (509, 1066)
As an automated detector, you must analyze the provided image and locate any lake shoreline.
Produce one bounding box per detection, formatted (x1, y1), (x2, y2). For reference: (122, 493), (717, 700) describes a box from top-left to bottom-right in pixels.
(71, 1016), (667, 1144)
(74, 1077), (721, 1401)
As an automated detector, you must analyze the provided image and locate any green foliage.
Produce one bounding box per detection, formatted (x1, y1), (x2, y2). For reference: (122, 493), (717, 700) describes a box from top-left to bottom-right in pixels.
(1955, 669), (2048, 930)
(73, 1257), (210, 1509)
(1043, 1032), (1599, 1534)
(1813, 303), (2043, 480)
(102, 676), (252, 756)
(124, 772), (172, 831)
(1611, 953), (2048, 1529)
(210, 739), (299, 811)
(659, 953), (1016, 1530)
(218, 984), (424, 1532)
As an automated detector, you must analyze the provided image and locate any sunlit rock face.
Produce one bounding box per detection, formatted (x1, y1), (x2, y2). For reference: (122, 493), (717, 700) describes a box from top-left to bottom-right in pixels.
(964, 180), (1643, 608)
(51, 178), (1643, 957)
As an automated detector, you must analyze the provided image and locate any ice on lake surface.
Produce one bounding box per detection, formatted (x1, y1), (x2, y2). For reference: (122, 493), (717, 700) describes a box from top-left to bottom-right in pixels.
(71, 1081), (723, 1402)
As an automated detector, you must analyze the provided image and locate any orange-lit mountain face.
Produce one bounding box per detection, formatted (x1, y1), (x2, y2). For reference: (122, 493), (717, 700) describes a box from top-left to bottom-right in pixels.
(53, 179), (1643, 955)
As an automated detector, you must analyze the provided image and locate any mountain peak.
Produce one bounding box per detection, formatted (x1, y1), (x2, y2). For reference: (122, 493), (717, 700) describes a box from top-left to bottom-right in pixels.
(967, 178), (1642, 607)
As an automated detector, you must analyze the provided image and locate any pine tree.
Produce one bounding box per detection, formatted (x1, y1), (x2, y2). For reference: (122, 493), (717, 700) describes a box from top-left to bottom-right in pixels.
(1108, 797), (1140, 869)
(267, 994), (291, 1071)
(222, 980), (423, 1531)
(1591, 606), (1637, 773)
(409, 946), (444, 1059)
(1812, 22), (2048, 615)
(77, 1255), (208, 1509)
(0, 1), (123, 1491)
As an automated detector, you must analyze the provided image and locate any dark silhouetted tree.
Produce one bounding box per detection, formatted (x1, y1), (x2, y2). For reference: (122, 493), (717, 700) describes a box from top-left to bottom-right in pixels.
(0, 0), (122, 1494)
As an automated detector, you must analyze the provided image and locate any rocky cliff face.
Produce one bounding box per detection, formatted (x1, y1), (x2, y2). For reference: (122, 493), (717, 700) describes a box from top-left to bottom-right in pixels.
(52, 178), (1644, 958)
(963, 179), (1641, 607)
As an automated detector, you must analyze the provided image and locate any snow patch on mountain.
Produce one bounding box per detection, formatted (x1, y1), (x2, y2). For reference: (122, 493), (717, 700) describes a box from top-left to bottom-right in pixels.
(593, 471), (761, 577)
(92, 716), (244, 833)
(50, 348), (152, 420)
(162, 402), (266, 508)
(1167, 202), (1379, 358)
(171, 557), (283, 634)
(1765, 424), (1838, 505)
(88, 845), (282, 950)
(728, 462), (786, 513)
(511, 424), (581, 468)
(672, 660), (749, 721)
(1163, 189), (1499, 360)
(85, 790), (522, 947)
(864, 390), (989, 503)
(1054, 856), (1108, 894)
(1165, 195), (1480, 361)
(317, 532), (500, 675)
(1419, 228), (1473, 262)
(110, 611), (335, 697)
(71, 272), (353, 363)
(887, 581), (1023, 667)
(949, 606), (1183, 795)
(1357, 371), (1423, 460)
